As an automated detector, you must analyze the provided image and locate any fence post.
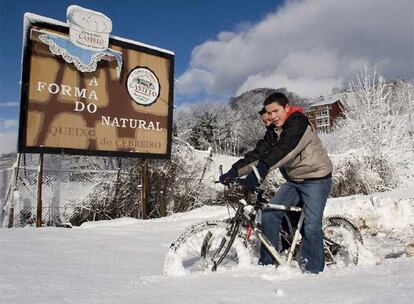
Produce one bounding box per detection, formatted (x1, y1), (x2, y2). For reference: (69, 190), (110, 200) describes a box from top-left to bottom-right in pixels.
(36, 153), (44, 227)
(140, 159), (148, 219)
(7, 153), (21, 228)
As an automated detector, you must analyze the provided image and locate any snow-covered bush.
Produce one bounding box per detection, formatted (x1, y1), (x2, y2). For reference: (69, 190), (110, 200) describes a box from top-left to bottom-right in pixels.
(331, 150), (396, 197)
(69, 159), (141, 225)
(148, 139), (216, 216)
(69, 181), (117, 225)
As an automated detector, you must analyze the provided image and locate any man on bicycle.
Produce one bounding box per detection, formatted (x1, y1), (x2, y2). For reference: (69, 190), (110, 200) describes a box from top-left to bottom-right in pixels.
(219, 92), (332, 274)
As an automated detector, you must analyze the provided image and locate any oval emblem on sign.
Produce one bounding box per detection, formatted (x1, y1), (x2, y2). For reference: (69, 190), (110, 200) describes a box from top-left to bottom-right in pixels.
(127, 67), (160, 106)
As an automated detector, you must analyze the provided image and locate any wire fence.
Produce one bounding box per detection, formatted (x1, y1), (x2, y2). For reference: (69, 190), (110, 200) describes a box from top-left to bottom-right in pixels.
(0, 144), (215, 228)
(0, 154), (140, 228)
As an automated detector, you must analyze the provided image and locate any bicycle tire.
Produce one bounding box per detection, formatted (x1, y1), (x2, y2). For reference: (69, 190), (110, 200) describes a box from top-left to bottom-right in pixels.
(163, 220), (254, 275)
(323, 216), (363, 268)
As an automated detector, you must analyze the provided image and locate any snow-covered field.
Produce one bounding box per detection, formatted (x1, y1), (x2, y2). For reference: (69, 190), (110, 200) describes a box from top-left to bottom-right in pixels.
(1, 184), (414, 304)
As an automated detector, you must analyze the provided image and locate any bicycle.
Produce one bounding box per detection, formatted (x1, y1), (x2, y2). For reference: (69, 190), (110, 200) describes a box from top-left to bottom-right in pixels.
(163, 167), (363, 275)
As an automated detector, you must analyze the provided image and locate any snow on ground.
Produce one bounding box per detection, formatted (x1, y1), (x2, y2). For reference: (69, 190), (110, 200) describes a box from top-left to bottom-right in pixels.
(1, 184), (414, 304)
(324, 186), (414, 261)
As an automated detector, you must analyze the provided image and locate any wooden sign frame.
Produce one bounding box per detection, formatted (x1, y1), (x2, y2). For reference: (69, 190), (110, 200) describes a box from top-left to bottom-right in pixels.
(18, 15), (174, 159)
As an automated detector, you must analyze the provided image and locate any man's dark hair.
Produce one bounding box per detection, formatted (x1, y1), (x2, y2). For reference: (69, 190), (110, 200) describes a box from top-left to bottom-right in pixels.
(258, 107), (266, 115)
(263, 92), (290, 107)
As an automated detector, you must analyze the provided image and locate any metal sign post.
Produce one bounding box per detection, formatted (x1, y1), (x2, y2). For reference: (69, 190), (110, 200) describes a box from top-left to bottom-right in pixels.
(36, 153), (44, 227)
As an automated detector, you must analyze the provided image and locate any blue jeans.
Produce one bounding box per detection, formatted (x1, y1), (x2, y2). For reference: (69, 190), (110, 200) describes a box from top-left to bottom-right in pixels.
(259, 177), (332, 273)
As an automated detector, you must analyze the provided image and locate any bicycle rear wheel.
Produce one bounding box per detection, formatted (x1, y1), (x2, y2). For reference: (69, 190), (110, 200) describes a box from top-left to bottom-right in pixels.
(163, 220), (254, 275)
(323, 216), (363, 268)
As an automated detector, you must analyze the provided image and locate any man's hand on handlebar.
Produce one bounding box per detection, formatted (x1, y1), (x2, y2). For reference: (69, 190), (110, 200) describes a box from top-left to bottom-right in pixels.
(216, 175), (259, 194)
(241, 162), (268, 191)
(219, 167), (238, 185)
(216, 163), (268, 193)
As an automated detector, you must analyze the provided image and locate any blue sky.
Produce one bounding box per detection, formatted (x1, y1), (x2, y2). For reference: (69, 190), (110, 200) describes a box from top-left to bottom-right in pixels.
(0, 0), (413, 154)
(0, 0), (281, 119)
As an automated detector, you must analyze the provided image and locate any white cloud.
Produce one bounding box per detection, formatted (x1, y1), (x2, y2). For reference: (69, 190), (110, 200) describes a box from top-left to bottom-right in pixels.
(0, 119), (18, 154)
(177, 0), (414, 98)
(0, 119), (18, 129)
(0, 102), (19, 107)
(237, 72), (342, 98)
(174, 98), (227, 116)
(0, 131), (17, 155)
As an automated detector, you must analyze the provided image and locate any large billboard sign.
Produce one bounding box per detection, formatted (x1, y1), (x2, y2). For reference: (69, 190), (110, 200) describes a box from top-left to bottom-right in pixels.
(18, 6), (174, 158)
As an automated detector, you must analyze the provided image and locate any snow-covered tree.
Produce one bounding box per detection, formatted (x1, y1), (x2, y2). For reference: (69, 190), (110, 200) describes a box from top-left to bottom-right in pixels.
(334, 67), (412, 191)
(176, 102), (243, 155)
(189, 111), (218, 150)
(394, 80), (414, 145)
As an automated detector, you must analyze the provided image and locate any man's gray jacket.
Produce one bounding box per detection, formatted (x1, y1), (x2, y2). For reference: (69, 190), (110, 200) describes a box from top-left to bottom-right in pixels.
(232, 109), (332, 182)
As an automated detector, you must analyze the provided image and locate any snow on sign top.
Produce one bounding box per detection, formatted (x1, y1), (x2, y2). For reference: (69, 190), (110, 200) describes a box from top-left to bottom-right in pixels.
(23, 10), (174, 56)
(24, 6), (174, 78)
(32, 5), (123, 77)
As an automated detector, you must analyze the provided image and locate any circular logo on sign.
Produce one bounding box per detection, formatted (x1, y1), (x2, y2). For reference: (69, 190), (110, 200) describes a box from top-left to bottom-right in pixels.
(127, 67), (160, 106)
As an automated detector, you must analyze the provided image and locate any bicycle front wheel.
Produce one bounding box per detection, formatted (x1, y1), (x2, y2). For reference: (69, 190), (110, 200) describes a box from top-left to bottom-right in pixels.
(163, 220), (254, 275)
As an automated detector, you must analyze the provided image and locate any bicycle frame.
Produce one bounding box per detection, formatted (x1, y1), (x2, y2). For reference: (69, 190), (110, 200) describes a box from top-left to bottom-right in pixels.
(238, 198), (305, 266)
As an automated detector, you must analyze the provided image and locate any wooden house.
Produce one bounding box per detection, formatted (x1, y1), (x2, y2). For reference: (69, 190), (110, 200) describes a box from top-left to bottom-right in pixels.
(305, 99), (344, 132)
